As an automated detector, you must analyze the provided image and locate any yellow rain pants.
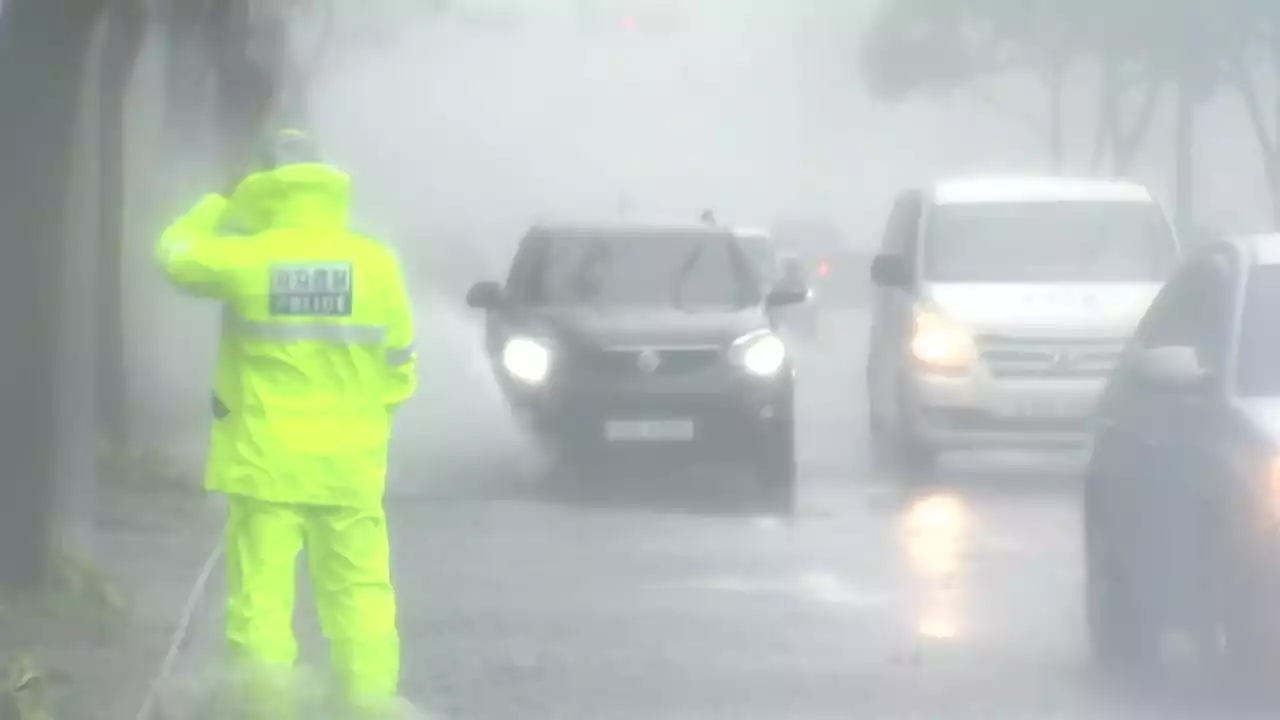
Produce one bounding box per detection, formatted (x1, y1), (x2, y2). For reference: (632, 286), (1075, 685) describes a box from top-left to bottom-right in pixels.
(224, 496), (399, 716)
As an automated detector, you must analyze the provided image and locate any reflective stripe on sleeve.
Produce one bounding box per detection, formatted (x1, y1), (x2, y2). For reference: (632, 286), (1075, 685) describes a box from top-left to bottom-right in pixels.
(225, 313), (386, 344)
(386, 345), (415, 366)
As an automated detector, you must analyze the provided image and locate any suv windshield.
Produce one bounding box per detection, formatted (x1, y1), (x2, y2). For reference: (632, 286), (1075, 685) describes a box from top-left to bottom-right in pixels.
(1235, 266), (1280, 397)
(517, 230), (760, 311)
(923, 200), (1178, 283)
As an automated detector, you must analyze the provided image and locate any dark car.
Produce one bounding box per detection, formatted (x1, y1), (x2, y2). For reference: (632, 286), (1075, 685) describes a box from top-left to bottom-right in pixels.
(769, 216), (845, 286)
(465, 222), (808, 513)
(1084, 235), (1280, 682)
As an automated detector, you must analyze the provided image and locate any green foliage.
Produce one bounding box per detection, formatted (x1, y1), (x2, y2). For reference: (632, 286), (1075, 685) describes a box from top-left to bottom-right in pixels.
(0, 654), (70, 720)
(0, 549), (131, 640)
(46, 550), (130, 632)
(859, 0), (1010, 101)
(98, 442), (200, 497)
(858, 0), (1264, 103)
(0, 549), (131, 719)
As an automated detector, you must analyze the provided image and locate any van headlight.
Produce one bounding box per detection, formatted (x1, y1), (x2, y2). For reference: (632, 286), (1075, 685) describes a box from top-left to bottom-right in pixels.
(730, 331), (787, 377)
(911, 308), (975, 371)
(1267, 456), (1280, 519)
(502, 336), (551, 385)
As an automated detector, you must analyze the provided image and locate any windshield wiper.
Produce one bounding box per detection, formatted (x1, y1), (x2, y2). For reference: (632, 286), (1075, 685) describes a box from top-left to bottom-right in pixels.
(670, 243), (710, 312)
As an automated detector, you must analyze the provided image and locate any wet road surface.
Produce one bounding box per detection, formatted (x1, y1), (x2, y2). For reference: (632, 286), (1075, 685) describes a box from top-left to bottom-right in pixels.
(166, 307), (1272, 719)
(394, 471), (1100, 719)
(376, 307), (1272, 720)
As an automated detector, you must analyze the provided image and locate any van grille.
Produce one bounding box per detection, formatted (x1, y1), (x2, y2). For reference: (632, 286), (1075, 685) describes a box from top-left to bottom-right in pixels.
(976, 335), (1124, 378)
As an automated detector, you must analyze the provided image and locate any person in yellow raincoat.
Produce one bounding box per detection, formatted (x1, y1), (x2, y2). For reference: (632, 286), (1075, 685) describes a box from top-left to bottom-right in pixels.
(156, 129), (417, 717)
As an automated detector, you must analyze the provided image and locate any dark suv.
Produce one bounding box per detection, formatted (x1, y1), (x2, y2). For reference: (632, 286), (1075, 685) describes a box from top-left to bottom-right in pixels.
(466, 222), (808, 513)
(1085, 235), (1280, 682)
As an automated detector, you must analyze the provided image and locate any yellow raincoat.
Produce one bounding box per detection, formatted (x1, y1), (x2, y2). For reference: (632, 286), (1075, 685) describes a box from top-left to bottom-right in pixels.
(157, 160), (417, 715)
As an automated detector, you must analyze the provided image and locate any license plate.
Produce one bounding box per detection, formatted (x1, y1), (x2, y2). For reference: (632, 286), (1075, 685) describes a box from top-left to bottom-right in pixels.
(604, 420), (696, 442)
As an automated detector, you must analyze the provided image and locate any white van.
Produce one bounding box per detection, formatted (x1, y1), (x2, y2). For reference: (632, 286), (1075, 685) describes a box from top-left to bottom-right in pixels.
(864, 176), (1180, 476)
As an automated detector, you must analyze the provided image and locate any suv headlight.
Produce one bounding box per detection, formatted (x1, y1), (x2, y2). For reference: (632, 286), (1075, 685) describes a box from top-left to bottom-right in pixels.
(502, 336), (551, 385)
(911, 307), (975, 371)
(730, 331), (787, 377)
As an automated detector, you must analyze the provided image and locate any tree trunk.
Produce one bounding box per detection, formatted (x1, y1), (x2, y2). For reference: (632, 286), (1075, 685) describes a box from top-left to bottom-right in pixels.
(209, 0), (279, 180)
(1226, 20), (1280, 225)
(254, 7), (301, 126)
(1172, 79), (1196, 232)
(1088, 62), (1118, 175)
(97, 0), (147, 454)
(1266, 162), (1280, 227)
(1110, 79), (1161, 175)
(163, 0), (213, 142)
(1270, 22), (1280, 225)
(1045, 61), (1066, 172)
(0, 0), (103, 587)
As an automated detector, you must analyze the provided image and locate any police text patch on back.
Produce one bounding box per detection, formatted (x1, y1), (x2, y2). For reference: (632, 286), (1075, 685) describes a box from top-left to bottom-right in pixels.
(269, 262), (353, 316)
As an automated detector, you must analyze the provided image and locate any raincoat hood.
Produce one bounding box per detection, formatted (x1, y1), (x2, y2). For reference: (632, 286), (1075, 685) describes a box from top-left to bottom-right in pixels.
(226, 163), (351, 233)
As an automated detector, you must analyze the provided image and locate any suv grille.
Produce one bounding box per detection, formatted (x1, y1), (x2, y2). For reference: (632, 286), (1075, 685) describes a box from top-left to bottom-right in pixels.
(586, 347), (722, 378)
(976, 335), (1124, 378)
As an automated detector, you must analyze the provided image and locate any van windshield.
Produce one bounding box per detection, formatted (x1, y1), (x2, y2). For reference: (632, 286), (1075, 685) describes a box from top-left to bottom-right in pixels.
(923, 201), (1178, 283)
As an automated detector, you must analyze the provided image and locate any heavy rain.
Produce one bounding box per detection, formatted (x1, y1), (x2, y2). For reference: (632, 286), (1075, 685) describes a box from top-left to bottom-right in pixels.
(2, 0), (1280, 717)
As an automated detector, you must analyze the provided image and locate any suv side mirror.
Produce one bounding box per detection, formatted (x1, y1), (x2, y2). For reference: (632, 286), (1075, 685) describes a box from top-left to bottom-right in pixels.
(870, 254), (911, 288)
(1132, 345), (1209, 392)
(466, 281), (503, 309)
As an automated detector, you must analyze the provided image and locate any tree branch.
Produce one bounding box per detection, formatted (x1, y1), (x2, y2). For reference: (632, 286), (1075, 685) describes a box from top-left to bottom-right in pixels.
(1112, 77), (1163, 173)
(1089, 62), (1118, 174)
(969, 83), (1046, 139)
(1224, 51), (1277, 163)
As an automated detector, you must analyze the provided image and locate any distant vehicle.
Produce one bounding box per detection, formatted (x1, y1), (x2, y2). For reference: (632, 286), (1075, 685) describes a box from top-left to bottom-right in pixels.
(775, 254), (818, 339)
(726, 228), (821, 336)
(465, 221), (808, 513)
(865, 176), (1181, 477)
(575, 0), (683, 34)
(817, 247), (876, 307)
(1084, 235), (1280, 680)
(770, 216), (845, 280)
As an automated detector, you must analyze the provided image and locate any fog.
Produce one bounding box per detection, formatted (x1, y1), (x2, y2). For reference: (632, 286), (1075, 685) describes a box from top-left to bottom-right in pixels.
(122, 1), (894, 489)
(52, 2), (1280, 715)
(120, 0), (1273, 489)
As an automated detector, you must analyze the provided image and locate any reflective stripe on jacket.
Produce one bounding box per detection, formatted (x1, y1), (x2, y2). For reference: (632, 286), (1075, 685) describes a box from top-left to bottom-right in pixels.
(157, 163), (418, 508)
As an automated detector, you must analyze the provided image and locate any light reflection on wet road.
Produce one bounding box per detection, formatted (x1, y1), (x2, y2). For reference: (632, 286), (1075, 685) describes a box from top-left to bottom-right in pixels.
(369, 308), (1273, 719)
